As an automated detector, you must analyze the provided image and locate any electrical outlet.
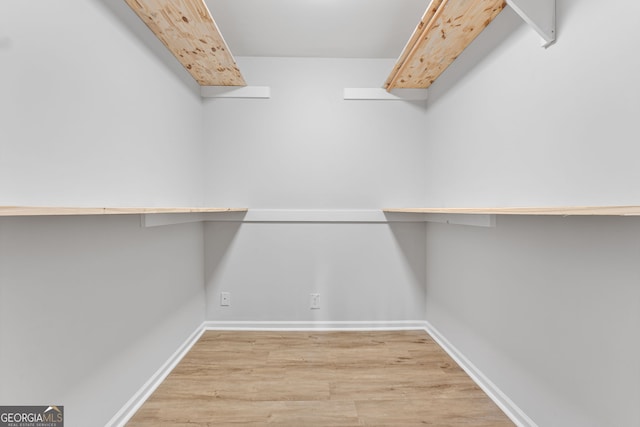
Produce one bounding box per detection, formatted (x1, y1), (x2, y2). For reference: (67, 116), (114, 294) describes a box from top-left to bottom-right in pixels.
(310, 293), (320, 309)
(220, 291), (231, 306)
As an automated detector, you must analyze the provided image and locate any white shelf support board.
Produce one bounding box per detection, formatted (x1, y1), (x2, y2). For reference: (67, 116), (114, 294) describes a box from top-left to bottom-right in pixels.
(143, 210), (495, 227)
(423, 213), (496, 228)
(142, 211), (248, 228)
(143, 210), (393, 226)
(212, 209), (404, 223)
(144, 210), (434, 225)
(507, 0), (556, 47)
(343, 88), (428, 101)
(383, 212), (496, 228)
(201, 86), (271, 99)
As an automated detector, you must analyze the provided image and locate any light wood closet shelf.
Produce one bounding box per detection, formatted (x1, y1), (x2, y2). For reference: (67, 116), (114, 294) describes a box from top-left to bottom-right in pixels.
(0, 206), (247, 217)
(386, 0), (507, 90)
(384, 0), (556, 91)
(4, 207), (639, 218)
(384, 206), (640, 216)
(125, 0), (245, 86)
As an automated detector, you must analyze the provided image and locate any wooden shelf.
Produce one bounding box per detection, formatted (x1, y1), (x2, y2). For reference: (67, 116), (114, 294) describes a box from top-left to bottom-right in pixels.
(125, 0), (245, 86)
(385, 0), (556, 91)
(0, 206), (247, 217)
(384, 206), (640, 216)
(6, 206), (637, 218)
(385, 0), (507, 90)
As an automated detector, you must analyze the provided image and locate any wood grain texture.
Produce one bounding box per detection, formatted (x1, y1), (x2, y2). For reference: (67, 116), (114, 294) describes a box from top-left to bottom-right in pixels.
(384, 0), (445, 90)
(127, 331), (514, 426)
(0, 206), (247, 217)
(383, 206), (640, 216)
(125, 0), (245, 86)
(386, 0), (506, 90)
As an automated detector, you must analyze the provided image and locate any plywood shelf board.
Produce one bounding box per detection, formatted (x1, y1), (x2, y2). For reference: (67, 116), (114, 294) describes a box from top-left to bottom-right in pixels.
(0, 206), (247, 217)
(384, 0), (444, 90)
(125, 0), (245, 86)
(386, 0), (507, 90)
(383, 206), (640, 216)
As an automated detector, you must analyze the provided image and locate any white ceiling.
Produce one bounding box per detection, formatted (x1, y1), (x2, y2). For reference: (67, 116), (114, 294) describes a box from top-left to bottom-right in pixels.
(204, 0), (430, 59)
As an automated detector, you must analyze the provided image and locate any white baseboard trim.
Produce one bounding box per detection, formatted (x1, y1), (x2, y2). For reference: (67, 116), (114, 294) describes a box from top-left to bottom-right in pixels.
(203, 320), (428, 331)
(107, 320), (535, 427)
(105, 324), (207, 427)
(423, 321), (538, 427)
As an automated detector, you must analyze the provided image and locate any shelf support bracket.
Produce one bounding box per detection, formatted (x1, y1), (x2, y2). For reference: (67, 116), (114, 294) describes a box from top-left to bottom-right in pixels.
(343, 88), (428, 101)
(201, 86), (271, 99)
(507, 0), (556, 47)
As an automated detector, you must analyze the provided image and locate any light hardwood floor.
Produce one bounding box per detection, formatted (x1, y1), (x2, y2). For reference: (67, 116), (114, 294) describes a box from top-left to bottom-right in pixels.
(127, 330), (514, 426)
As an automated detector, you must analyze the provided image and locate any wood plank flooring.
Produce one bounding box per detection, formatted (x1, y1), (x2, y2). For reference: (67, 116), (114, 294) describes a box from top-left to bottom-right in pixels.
(127, 330), (514, 426)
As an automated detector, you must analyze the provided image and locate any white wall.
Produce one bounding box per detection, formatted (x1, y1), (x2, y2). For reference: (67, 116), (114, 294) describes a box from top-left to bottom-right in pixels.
(422, 1), (640, 207)
(421, 0), (640, 426)
(201, 57), (430, 324)
(204, 221), (426, 322)
(203, 57), (429, 209)
(0, 0), (204, 207)
(0, 216), (205, 426)
(426, 218), (640, 426)
(0, 1), (207, 425)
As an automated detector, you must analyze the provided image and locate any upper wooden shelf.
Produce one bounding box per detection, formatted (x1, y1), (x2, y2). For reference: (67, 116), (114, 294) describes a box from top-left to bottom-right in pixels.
(386, 0), (507, 90)
(0, 207), (247, 217)
(384, 206), (640, 216)
(384, 0), (556, 91)
(125, 0), (245, 86)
